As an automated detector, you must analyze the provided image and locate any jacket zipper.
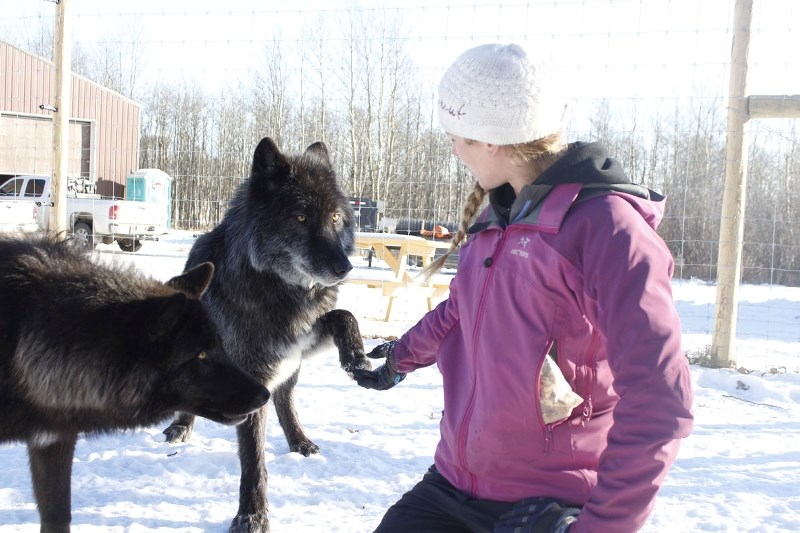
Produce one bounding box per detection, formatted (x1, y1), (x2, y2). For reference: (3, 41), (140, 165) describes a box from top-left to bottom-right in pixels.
(542, 339), (570, 454)
(545, 423), (554, 454)
(580, 335), (600, 426)
(456, 232), (504, 495)
(544, 418), (569, 454)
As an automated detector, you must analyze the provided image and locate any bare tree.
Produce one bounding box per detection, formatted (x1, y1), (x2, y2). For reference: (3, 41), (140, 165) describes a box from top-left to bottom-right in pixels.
(742, 120), (800, 286)
(87, 18), (146, 99)
(7, 14), (92, 79)
(251, 36), (293, 148)
(332, 9), (417, 201)
(299, 13), (334, 147)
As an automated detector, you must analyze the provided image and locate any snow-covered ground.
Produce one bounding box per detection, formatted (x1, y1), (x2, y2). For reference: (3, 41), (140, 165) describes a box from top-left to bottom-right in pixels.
(1, 231), (798, 532)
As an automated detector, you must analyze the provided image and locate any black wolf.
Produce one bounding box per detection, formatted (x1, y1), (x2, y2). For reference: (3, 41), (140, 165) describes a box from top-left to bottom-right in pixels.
(0, 236), (270, 533)
(163, 137), (371, 532)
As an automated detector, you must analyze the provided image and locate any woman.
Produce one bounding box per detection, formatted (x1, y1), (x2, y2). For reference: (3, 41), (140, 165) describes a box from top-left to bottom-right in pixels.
(353, 42), (693, 533)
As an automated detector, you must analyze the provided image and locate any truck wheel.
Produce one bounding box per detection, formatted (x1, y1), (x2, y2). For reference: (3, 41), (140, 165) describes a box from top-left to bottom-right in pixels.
(118, 239), (143, 253)
(71, 222), (94, 252)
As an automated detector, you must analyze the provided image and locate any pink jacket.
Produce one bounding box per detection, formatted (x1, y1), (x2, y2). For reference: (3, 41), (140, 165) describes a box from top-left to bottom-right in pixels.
(393, 170), (694, 532)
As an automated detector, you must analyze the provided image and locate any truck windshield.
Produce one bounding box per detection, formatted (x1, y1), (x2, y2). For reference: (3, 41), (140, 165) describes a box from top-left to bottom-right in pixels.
(0, 179), (24, 196)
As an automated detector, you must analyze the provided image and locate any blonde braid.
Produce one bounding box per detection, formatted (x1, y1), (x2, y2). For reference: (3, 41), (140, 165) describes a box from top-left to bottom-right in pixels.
(420, 132), (564, 280)
(422, 181), (487, 280)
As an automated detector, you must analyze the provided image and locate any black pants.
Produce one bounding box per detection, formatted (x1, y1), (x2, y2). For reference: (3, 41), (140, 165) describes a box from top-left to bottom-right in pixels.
(373, 466), (516, 533)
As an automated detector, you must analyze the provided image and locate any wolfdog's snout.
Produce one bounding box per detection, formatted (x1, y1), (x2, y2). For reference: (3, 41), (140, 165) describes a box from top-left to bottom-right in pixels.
(334, 257), (353, 276)
(251, 386), (271, 409)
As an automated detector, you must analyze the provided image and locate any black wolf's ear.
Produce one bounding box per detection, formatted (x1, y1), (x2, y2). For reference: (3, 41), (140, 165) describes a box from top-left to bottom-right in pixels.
(305, 141), (330, 163)
(251, 137), (290, 193)
(149, 293), (187, 342)
(166, 262), (214, 299)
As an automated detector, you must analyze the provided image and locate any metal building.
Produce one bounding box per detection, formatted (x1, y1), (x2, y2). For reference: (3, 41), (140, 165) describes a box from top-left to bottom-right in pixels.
(0, 39), (140, 198)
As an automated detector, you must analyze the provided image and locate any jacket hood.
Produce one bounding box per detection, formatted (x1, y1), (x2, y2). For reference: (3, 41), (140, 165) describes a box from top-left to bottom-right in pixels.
(484, 142), (661, 230)
(536, 141), (630, 186)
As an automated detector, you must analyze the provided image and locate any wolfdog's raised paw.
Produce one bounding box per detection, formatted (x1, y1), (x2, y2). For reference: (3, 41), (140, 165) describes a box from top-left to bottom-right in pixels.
(162, 424), (193, 444)
(230, 514), (269, 533)
(343, 353), (373, 376)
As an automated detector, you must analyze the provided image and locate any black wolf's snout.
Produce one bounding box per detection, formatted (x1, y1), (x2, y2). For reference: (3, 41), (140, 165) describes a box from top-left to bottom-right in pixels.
(334, 257), (353, 276)
(229, 372), (271, 415)
(174, 354), (272, 426)
(249, 386), (271, 411)
(219, 380), (269, 426)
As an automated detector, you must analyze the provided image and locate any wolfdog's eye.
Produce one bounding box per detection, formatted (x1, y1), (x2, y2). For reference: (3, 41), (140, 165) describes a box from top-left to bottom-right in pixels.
(197, 351), (207, 360)
(332, 213), (341, 223)
(296, 214), (307, 223)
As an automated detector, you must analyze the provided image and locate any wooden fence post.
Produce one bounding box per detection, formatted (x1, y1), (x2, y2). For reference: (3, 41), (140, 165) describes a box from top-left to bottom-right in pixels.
(711, 0), (800, 367)
(49, 0), (72, 236)
(711, 0), (752, 367)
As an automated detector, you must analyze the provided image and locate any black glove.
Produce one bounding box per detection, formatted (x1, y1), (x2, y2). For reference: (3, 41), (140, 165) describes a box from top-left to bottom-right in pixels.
(352, 340), (406, 391)
(494, 498), (580, 533)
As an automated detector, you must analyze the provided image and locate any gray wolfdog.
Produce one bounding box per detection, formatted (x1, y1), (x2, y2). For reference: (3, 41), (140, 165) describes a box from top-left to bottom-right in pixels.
(162, 137), (371, 532)
(0, 236), (270, 533)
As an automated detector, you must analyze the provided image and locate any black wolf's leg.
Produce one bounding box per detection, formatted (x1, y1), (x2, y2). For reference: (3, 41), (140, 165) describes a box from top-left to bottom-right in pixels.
(28, 436), (77, 533)
(230, 406), (269, 533)
(273, 369), (319, 456)
(162, 411), (196, 443)
(318, 309), (371, 374)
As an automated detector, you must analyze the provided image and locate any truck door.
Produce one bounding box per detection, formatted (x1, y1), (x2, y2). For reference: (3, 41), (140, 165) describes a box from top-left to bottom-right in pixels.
(23, 178), (46, 199)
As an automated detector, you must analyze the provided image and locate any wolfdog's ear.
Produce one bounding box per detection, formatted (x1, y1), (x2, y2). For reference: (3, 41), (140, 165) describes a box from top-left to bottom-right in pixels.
(305, 141), (330, 163)
(251, 137), (290, 192)
(148, 293), (187, 341)
(166, 262), (214, 299)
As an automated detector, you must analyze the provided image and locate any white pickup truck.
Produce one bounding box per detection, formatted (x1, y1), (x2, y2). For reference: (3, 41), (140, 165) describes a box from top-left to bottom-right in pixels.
(0, 198), (39, 234)
(0, 175), (166, 252)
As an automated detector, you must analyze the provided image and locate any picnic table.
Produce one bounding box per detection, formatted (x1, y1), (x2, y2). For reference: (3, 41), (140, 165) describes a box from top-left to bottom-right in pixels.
(349, 232), (454, 321)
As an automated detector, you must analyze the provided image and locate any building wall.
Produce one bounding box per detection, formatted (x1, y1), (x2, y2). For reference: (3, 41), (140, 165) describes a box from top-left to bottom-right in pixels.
(0, 40), (140, 193)
(0, 113), (86, 177)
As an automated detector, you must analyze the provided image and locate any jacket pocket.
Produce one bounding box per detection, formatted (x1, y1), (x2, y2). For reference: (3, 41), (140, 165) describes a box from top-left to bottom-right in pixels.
(539, 345), (583, 425)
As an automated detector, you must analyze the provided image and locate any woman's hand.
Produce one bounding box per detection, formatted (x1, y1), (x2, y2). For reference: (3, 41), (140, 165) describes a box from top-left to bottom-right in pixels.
(352, 340), (406, 390)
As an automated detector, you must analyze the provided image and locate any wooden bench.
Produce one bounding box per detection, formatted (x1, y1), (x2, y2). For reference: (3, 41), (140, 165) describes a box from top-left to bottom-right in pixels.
(350, 232), (454, 321)
(347, 277), (451, 321)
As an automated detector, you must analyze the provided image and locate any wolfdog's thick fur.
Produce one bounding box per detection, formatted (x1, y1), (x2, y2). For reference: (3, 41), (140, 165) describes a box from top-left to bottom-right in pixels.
(0, 236), (270, 533)
(163, 137), (371, 532)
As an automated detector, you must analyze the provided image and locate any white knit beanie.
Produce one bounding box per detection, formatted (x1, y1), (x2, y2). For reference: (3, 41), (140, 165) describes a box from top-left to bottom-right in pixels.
(437, 43), (565, 145)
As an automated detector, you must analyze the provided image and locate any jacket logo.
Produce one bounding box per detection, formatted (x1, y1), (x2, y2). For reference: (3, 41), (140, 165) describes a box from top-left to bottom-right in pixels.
(510, 236), (531, 259)
(510, 236), (530, 259)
